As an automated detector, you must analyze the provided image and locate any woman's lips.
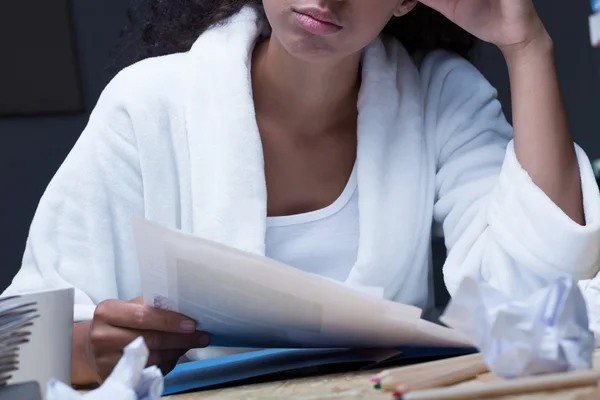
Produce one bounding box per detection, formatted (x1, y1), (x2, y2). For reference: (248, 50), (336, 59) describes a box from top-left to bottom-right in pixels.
(293, 10), (343, 36)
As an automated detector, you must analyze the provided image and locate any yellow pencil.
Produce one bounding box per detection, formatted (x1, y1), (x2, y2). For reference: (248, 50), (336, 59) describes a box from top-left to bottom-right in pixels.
(373, 353), (482, 381)
(375, 353), (484, 391)
(402, 369), (600, 400)
(392, 360), (489, 397)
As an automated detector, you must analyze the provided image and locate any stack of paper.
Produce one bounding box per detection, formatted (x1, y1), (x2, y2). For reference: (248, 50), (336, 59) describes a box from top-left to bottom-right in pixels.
(0, 296), (39, 386)
(132, 218), (475, 394)
(133, 218), (469, 350)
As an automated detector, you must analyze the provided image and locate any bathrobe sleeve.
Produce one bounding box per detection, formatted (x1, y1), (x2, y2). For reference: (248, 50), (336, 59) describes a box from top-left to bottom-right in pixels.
(422, 50), (600, 299)
(2, 69), (144, 322)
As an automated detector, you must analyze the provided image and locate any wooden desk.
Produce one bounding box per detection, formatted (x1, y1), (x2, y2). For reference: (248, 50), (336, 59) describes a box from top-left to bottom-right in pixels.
(164, 350), (600, 400)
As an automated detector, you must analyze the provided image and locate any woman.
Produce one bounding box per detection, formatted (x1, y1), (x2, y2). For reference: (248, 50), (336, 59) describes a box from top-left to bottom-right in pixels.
(4, 0), (600, 386)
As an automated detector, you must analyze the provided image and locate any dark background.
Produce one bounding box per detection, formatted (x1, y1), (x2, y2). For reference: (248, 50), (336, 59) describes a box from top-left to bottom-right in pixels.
(0, 0), (599, 294)
(0, 0), (83, 116)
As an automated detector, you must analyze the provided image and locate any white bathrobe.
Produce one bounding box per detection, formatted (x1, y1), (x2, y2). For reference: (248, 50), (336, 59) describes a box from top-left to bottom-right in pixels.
(5, 7), (600, 330)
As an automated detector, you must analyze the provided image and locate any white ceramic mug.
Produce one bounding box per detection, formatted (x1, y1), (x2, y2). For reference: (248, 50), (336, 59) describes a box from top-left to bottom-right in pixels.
(5, 287), (74, 396)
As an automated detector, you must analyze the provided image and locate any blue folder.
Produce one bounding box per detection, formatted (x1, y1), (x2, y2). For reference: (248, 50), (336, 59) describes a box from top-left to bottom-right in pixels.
(163, 346), (476, 396)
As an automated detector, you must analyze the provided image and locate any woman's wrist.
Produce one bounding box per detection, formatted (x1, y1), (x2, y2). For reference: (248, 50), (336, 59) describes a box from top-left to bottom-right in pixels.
(71, 321), (97, 386)
(500, 29), (554, 70)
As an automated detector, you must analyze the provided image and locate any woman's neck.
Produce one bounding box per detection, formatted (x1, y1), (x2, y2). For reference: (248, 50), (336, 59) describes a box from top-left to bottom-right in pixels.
(251, 36), (361, 135)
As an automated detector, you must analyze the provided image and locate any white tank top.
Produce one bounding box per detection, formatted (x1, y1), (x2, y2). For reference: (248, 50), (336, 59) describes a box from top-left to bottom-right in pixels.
(265, 164), (359, 282)
(189, 168), (360, 362)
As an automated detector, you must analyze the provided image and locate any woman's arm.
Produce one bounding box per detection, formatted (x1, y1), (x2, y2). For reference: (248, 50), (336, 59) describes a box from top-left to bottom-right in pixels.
(503, 34), (584, 224)
(421, 50), (600, 299)
(420, 0), (586, 224)
(2, 68), (145, 384)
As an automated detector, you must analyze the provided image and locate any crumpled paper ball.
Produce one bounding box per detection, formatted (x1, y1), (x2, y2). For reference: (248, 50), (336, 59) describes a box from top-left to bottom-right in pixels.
(46, 337), (163, 400)
(440, 276), (595, 379)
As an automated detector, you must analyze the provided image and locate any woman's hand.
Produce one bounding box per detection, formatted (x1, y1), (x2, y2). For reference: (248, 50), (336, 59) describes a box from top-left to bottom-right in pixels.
(418, 0), (548, 56)
(72, 297), (210, 385)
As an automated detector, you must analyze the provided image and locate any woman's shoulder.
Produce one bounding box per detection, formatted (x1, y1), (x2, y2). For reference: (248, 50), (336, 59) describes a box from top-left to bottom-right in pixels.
(413, 48), (511, 150)
(417, 49), (488, 86)
(415, 49), (497, 100)
(379, 35), (496, 100)
(96, 52), (192, 115)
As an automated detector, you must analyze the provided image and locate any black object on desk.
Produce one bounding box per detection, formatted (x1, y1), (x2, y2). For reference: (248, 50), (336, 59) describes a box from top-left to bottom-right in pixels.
(0, 382), (42, 400)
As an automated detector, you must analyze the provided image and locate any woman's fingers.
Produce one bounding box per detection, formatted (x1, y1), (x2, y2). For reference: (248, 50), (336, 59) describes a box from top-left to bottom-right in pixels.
(141, 330), (211, 351)
(87, 298), (209, 383)
(146, 349), (187, 367)
(94, 299), (197, 333)
(93, 354), (122, 381)
(90, 324), (211, 352)
(147, 349), (188, 376)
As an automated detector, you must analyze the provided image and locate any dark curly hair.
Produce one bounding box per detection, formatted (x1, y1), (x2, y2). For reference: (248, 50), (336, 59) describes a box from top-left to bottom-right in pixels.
(115, 0), (476, 68)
